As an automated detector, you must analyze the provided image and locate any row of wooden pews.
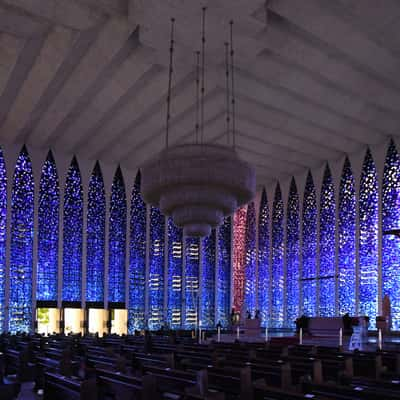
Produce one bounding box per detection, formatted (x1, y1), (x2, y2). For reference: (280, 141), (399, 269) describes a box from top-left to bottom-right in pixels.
(1, 333), (400, 400)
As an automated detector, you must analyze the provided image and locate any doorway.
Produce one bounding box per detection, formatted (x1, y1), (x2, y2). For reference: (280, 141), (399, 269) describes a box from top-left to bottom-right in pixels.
(37, 308), (60, 335)
(110, 309), (128, 335)
(64, 308), (84, 335)
(88, 308), (107, 337)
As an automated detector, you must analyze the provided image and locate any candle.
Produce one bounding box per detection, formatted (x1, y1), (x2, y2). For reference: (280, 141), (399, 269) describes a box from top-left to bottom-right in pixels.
(236, 326), (240, 340)
(339, 328), (343, 347)
(217, 326), (221, 343)
(265, 327), (268, 342)
(378, 329), (382, 350)
(299, 327), (303, 345)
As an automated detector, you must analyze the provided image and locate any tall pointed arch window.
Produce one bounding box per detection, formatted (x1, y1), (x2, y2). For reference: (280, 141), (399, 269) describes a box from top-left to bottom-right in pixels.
(10, 146), (34, 332)
(233, 206), (247, 312)
(86, 162), (105, 303)
(382, 140), (400, 329)
(109, 166), (127, 303)
(216, 216), (231, 327)
(0, 148), (6, 332)
(302, 172), (317, 316)
(128, 172), (146, 332)
(167, 218), (183, 329)
(359, 149), (378, 326)
(258, 189), (269, 327)
(338, 157), (356, 315)
(319, 165), (336, 316)
(148, 206), (165, 329)
(201, 230), (216, 329)
(184, 237), (200, 329)
(63, 156), (83, 302)
(271, 184), (284, 327)
(37, 151), (59, 302)
(244, 201), (256, 315)
(286, 178), (299, 326)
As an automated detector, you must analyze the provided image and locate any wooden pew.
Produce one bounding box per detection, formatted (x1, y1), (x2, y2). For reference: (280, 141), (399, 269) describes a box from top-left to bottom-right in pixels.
(43, 372), (97, 400)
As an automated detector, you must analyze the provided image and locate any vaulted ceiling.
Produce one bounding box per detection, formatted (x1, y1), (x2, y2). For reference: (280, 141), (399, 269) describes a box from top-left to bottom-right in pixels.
(0, 0), (399, 186)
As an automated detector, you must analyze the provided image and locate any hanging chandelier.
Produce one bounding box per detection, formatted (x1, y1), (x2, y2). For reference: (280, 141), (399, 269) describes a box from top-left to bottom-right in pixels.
(141, 9), (255, 237)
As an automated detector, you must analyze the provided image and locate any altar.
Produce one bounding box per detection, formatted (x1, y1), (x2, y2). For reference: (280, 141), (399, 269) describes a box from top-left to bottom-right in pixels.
(243, 318), (261, 336)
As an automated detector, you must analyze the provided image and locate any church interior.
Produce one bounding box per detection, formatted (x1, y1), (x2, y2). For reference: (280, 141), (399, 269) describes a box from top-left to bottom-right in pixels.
(0, 0), (399, 399)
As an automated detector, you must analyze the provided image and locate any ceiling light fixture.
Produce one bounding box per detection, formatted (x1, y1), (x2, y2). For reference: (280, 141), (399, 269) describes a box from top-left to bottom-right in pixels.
(141, 9), (256, 237)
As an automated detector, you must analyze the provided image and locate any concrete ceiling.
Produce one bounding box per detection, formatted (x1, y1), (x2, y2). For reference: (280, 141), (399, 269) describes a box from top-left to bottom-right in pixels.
(0, 0), (399, 186)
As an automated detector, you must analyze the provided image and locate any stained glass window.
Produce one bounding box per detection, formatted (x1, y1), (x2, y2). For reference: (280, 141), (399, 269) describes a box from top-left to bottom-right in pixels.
(271, 183), (284, 327)
(184, 237), (200, 329)
(258, 189), (269, 327)
(201, 230), (215, 329)
(63, 156), (83, 302)
(128, 172), (146, 332)
(10, 146), (34, 333)
(244, 201), (256, 315)
(37, 151), (59, 302)
(338, 157), (356, 315)
(148, 206), (165, 330)
(0, 148), (5, 332)
(167, 218), (183, 329)
(319, 165), (336, 317)
(286, 178), (299, 326)
(302, 171), (317, 316)
(382, 140), (400, 329)
(86, 161), (105, 303)
(108, 166), (126, 303)
(233, 206), (247, 312)
(359, 149), (378, 327)
(216, 216), (231, 328)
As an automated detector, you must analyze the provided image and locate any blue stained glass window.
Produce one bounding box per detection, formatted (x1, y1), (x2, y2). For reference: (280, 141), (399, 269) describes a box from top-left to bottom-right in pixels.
(184, 237), (200, 329)
(37, 151), (59, 302)
(338, 157), (356, 315)
(258, 189), (269, 327)
(10, 146), (34, 333)
(128, 172), (146, 332)
(108, 166), (126, 303)
(167, 218), (183, 329)
(148, 206), (165, 330)
(302, 171), (317, 316)
(359, 149), (378, 327)
(216, 216), (231, 328)
(86, 161), (105, 303)
(63, 156), (83, 302)
(382, 140), (400, 329)
(200, 230), (215, 329)
(319, 165), (336, 317)
(286, 178), (299, 327)
(271, 183), (284, 327)
(0, 148), (5, 333)
(244, 201), (256, 315)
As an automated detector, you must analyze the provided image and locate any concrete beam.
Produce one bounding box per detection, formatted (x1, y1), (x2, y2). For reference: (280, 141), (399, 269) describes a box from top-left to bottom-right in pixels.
(28, 16), (136, 146)
(1, 26), (77, 142)
(2, 0), (106, 30)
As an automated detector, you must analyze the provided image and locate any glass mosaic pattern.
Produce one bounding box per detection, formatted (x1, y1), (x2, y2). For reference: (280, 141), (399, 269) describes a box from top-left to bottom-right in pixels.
(86, 162), (105, 303)
(37, 151), (59, 302)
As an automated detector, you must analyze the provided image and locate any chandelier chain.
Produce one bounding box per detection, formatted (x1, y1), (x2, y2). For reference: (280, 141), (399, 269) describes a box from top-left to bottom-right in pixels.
(230, 20), (236, 150)
(200, 7), (206, 144)
(165, 18), (175, 149)
(225, 42), (230, 146)
(195, 51), (200, 144)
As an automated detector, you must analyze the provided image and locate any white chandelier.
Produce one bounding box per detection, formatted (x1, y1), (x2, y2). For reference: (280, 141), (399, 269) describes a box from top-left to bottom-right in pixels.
(141, 11), (256, 237)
